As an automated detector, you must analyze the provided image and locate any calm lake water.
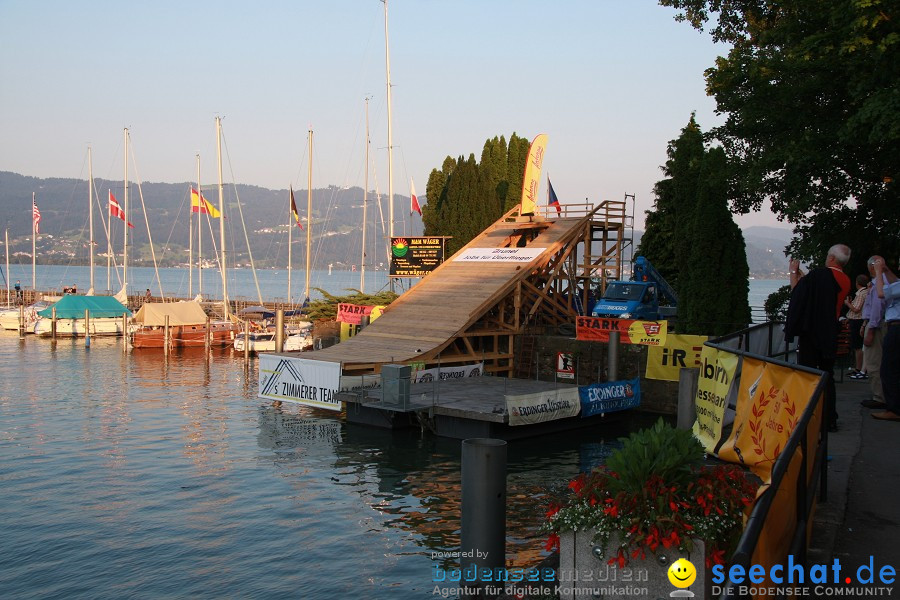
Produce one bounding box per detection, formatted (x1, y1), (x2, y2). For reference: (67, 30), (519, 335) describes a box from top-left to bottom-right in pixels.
(0, 332), (660, 600)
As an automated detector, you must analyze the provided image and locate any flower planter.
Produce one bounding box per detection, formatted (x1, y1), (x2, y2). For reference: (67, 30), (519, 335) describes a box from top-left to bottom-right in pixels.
(558, 530), (709, 600)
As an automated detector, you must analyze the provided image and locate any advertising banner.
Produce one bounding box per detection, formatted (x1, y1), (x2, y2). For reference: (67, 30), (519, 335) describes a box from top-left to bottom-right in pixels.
(259, 356), (343, 411)
(717, 358), (820, 481)
(453, 247), (545, 262)
(645, 334), (709, 381)
(507, 388), (580, 426)
(691, 346), (740, 453)
(519, 133), (548, 215)
(336, 303), (376, 325)
(578, 378), (641, 417)
(412, 362), (483, 384)
(575, 316), (667, 346)
(390, 237), (445, 277)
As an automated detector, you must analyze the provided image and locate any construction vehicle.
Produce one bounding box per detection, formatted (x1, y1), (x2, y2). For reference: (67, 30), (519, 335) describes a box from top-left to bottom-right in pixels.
(590, 256), (677, 321)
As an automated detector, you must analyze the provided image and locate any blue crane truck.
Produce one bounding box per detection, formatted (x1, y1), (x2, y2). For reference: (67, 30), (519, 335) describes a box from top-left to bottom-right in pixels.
(590, 256), (678, 321)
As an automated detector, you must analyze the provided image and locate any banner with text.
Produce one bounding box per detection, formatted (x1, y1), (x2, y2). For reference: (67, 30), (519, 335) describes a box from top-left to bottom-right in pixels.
(390, 237), (445, 277)
(575, 316), (668, 346)
(336, 303), (376, 325)
(412, 362), (483, 384)
(717, 357), (820, 481)
(645, 334), (709, 381)
(453, 247), (545, 262)
(259, 356), (342, 411)
(507, 388), (580, 426)
(578, 378), (641, 417)
(691, 345), (739, 453)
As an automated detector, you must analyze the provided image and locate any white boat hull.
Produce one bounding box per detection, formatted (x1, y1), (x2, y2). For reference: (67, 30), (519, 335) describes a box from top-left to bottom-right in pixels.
(33, 317), (126, 337)
(234, 332), (312, 353)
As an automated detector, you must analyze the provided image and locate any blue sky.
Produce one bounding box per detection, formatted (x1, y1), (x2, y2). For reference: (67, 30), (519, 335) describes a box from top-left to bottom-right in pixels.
(0, 1), (780, 231)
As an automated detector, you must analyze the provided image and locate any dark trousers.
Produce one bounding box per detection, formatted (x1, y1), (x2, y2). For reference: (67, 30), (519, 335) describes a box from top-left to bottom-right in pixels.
(882, 325), (900, 414)
(798, 337), (837, 428)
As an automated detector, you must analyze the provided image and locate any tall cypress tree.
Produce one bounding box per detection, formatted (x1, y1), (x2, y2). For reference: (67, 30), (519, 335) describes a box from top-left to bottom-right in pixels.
(680, 147), (751, 335)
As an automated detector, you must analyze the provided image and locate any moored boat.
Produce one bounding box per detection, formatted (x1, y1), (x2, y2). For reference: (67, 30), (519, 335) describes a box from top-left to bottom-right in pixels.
(33, 295), (131, 337)
(129, 301), (237, 348)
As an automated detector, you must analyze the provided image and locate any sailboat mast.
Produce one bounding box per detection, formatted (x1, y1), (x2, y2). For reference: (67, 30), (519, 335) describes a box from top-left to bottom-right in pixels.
(31, 192), (36, 290)
(287, 186), (292, 305)
(197, 155), (203, 297)
(384, 0), (395, 291)
(216, 117), (228, 320)
(304, 130), (313, 303)
(5, 229), (9, 306)
(88, 147), (95, 293)
(362, 97), (370, 293)
(123, 128), (129, 297)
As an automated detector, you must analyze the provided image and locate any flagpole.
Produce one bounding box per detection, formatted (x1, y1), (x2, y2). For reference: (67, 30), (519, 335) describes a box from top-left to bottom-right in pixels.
(216, 116), (228, 320)
(123, 128), (129, 298)
(362, 97), (370, 293)
(384, 0), (395, 293)
(31, 192), (36, 290)
(304, 130), (313, 304)
(88, 147), (95, 294)
(197, 157), (204, 298)
(288, 186), (293, 306)
(106, 190), (112, 292)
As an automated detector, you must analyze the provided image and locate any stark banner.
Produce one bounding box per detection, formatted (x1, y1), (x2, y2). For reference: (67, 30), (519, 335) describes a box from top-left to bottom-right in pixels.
(575, 316), (668, 346)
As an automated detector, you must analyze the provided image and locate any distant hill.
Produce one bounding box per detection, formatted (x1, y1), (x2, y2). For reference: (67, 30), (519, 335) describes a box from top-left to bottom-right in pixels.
(1, 171), (792, 277)
(0, 171), (422, 269)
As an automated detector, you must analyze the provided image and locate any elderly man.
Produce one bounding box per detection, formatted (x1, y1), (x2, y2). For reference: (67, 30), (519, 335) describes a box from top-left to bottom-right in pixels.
(785, 244), (852, 432)
(870, 258), (900, 421)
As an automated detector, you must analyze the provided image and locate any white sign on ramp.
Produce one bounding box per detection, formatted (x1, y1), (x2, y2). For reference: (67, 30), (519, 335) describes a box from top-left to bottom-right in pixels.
(453, 247), (544, 262)
(259, 355), (342, 412)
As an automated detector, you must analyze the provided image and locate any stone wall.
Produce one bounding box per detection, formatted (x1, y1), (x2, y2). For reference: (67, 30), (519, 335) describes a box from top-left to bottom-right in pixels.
(526, 334), (679, 415)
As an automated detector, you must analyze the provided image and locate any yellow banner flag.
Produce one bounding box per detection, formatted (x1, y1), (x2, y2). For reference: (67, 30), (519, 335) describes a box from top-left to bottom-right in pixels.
(692, 345), (739, 453)
(645, 334), (708, 381)
(717, 357), (820, 481)
(519, 134), (548, 215)
(191, 188), (221, 218)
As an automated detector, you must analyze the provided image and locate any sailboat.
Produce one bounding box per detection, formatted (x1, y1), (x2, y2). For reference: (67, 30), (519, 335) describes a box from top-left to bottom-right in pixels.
(130, 121), (238, 349)
(233, 130), (315, 354)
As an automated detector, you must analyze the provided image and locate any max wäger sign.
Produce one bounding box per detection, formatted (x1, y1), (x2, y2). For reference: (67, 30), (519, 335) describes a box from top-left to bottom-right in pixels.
(390, 237), (445, 277)
(259, 355), (342, 411)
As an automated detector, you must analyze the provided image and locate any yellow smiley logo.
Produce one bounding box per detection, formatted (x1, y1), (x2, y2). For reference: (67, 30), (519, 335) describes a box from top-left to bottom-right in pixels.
(667, 558), (697, 588)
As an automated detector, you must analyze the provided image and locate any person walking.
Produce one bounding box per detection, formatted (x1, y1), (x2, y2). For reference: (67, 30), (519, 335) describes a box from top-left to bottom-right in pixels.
(784, 244), (852, 432)
(870, 257), (900, 421)
(14, 280), (22, 304)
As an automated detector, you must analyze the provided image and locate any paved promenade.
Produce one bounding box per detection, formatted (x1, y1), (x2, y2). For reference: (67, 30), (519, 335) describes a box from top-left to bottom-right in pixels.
(809, 372), (900, 576)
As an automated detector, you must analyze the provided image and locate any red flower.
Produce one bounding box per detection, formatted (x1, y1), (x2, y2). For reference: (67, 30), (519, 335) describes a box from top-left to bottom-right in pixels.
(544, 533), (560, 552)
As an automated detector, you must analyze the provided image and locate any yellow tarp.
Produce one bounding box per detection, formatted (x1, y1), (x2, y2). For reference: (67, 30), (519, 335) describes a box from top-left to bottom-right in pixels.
(131, 301), (209, 326)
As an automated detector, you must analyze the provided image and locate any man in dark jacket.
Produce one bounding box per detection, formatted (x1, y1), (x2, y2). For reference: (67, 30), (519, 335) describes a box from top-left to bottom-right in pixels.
(784, 244), (852, 432)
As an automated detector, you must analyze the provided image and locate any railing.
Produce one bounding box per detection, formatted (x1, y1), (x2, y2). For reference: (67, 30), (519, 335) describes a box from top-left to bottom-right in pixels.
(705, 322), (828, 600)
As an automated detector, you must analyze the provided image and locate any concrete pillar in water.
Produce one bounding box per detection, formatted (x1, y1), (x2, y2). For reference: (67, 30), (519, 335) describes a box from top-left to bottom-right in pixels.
(461, 438), (507, 597)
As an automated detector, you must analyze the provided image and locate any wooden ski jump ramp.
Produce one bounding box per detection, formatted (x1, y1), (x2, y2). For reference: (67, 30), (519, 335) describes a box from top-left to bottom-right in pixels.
(298, 201), (629, 376)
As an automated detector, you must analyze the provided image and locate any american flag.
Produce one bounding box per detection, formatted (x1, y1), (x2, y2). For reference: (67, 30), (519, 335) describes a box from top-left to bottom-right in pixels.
(32, 199), (41, 234)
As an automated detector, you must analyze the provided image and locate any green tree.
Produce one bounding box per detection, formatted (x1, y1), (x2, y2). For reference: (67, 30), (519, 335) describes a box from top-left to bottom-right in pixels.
(638, 115), (706, 292)
(680, 147), (751, 335)
(659, 0), (900, 272)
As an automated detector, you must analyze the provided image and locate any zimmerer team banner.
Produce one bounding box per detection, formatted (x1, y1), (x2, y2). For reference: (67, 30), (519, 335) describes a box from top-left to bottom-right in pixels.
(692, 345), (740, 453)
(258, 356), (342, 411)
(575, 316), (667, 346)
(645, 334), (709, 381)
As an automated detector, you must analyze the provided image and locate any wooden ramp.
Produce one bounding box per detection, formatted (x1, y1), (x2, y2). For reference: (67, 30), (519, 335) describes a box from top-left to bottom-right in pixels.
(296, 201), (628, 375)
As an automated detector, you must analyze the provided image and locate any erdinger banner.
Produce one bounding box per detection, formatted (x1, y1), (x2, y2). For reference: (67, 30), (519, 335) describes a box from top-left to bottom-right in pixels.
(575, 316), (668, 346)
(412, 362), (483, 384)
(578, 378), (641, 417)
(507, 388), (580, 426)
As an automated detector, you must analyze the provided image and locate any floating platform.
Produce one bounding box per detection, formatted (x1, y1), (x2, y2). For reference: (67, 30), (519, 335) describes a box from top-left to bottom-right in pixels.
(339, 376), (617, 440)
